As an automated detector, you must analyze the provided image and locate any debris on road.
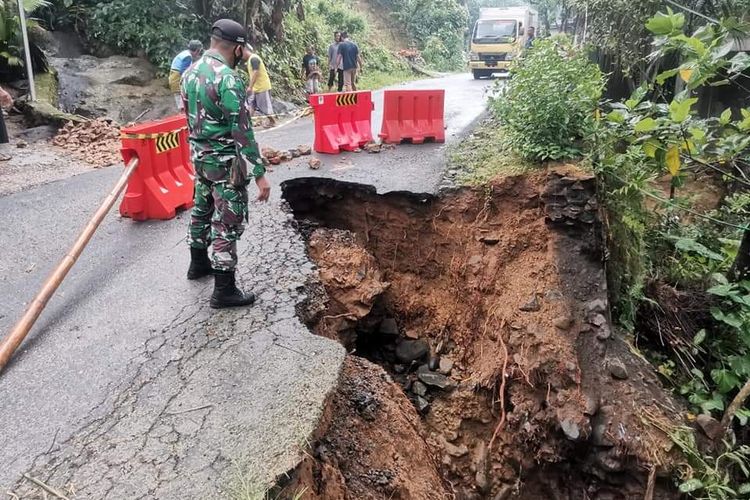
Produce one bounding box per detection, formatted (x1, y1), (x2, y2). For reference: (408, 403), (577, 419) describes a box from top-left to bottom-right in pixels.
(52, 119), (121, 168)
(308, 157), (321, 170)
(262, 144), (313, 166)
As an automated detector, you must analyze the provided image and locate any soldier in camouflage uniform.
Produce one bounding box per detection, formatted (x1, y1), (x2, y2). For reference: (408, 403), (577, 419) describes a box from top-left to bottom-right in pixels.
(181, 19), (271, 309)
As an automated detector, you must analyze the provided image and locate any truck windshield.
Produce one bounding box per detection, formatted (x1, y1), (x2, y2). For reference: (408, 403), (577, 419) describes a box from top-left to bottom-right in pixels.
(473, 20), (517, 43)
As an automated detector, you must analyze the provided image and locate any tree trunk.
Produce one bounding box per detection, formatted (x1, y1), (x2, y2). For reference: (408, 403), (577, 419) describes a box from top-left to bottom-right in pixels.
(730, 229), (750, 282)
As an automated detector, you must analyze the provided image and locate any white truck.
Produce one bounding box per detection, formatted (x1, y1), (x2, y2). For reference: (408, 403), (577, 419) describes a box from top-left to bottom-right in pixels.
(469, 6), (539, 79)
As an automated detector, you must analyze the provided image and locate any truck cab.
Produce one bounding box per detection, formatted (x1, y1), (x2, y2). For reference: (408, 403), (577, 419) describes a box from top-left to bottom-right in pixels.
(469, 8), (537, 80)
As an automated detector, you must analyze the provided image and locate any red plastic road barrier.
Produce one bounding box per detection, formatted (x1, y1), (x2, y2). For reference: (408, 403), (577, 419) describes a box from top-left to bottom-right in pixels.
(309, 92), (374, 154)
(119, 115), (194, 221)
(379, 89), (445, 144)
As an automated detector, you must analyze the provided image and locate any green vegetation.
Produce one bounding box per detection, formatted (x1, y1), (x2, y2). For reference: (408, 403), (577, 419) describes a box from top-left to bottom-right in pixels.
(0, 0), (49, 74)
(587, 11), (750, 498)
(449, 121), (534, 185)
(371, 0), (468, 71)
(491, 36), (604, 161)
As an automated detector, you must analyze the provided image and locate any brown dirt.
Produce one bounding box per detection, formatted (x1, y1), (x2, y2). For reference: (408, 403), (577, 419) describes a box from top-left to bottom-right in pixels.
(282, 169), (686, 499)
(52, 119), (122, 168)
(277, 357), (450, 499)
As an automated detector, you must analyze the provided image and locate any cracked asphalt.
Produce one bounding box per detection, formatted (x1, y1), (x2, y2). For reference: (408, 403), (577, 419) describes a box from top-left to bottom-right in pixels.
(0, 73), (490, 498)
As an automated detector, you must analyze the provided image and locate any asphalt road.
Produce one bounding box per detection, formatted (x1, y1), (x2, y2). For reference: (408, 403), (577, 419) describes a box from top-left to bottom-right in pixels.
(0, 72), (491, 498)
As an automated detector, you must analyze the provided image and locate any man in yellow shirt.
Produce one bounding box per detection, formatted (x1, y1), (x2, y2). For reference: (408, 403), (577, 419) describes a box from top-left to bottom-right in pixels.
(243, 44), (275, 126)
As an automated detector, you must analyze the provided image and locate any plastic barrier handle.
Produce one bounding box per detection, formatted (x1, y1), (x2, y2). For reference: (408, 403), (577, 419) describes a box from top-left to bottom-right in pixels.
(0, 157), (140, 375)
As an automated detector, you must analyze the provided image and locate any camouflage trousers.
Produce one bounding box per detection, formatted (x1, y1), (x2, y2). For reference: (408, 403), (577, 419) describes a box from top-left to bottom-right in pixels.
(187, 174), (248, 272)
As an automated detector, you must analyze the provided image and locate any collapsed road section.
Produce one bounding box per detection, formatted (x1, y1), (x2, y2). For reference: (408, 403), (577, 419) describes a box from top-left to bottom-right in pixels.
(277, 169), (685, 499)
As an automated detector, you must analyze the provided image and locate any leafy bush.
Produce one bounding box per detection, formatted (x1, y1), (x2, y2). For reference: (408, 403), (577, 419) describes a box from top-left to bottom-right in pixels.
(373, 0), (467, 70)
(491, 36), (604, 161)
(85, 0), (206, 70)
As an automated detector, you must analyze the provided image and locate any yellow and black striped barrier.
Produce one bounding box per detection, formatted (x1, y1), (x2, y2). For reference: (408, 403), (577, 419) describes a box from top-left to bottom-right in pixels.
(121, 127), (186, 154)
(335, 94), (358, 107)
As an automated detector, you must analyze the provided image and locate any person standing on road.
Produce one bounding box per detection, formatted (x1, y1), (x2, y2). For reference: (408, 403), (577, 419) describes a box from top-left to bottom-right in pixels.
(244, 44), (276, 126)
(181, 19), (271, 309)
(327, 31), (343, 92)
(337, 32), (362, 92)
(302, 45), (321, 94)
(524, 26), (536, 49)
(169, 40), (203, 111)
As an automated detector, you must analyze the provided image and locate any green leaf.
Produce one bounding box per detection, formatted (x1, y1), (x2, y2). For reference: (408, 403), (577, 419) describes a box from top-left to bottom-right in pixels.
(625, 85), (648, 111)
(669, 98), (698, 123)
(736, 409), (750, 427)
(689, 127), (706, 142)
(712, 368), (741, 393)
(656, 68), (679, 85)
(679, 478), (705, 493)
(634, 117), (657, 133)
(646, 10), (685, 36)
(719, 108), (733, 125)
(693, 329), (707, 346)
(708, 284), (736, 297)
(606, 110), (626, 123)
(730, 52), (750, 74)
(675, 238), (724, 261)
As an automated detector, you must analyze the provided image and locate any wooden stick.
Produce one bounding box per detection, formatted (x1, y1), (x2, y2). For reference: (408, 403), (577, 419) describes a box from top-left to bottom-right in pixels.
(22, 474), (69, 500)
(0, 158), (140, 374)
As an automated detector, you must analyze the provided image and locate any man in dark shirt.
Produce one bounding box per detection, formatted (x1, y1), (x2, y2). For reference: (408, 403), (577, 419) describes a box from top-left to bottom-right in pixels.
(336, 32), (363, 91)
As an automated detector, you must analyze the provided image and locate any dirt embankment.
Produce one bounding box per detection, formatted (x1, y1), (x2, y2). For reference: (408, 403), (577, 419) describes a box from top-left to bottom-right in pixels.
(281, 169), (685, 499)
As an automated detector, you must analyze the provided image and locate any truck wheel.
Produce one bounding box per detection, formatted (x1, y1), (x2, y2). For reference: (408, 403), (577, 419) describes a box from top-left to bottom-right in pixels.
(473, 70), (482, 80)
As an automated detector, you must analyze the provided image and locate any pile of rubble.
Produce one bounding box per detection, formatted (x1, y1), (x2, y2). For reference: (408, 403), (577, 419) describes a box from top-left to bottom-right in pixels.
(52, 119), (122, 168)
(261, 145), (313, 166)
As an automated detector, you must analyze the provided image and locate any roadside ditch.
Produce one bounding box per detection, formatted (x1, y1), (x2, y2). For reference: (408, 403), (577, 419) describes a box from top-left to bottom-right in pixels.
(274, 167), (685, 499)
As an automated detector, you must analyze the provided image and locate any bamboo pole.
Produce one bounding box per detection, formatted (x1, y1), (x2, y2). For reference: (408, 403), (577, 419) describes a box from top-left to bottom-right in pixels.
(0, 158), (140, 374)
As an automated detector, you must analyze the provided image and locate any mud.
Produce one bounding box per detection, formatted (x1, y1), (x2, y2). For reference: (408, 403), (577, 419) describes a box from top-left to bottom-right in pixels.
(283, 169), (686, 499)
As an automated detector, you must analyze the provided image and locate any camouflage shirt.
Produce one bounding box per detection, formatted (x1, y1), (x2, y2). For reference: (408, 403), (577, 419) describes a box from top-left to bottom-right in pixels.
(181, 52), (265, 183)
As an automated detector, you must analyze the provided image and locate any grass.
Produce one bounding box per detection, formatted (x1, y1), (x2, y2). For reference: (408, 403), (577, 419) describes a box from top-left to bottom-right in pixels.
(449, 119), (537, 186)
(357, 68), (420, 91)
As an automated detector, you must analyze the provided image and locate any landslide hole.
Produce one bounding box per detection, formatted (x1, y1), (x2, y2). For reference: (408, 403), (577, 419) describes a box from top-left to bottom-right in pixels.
(281, 176), (680, 500)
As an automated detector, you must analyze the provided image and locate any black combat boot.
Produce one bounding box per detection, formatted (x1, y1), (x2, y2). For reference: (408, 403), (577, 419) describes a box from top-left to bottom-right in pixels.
(210, 270), (256, 309)
(187, 247), (213, 280)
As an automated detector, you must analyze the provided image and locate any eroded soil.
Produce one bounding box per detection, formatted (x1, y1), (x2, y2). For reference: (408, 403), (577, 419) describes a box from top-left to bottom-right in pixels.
(281, 168), (685, 499)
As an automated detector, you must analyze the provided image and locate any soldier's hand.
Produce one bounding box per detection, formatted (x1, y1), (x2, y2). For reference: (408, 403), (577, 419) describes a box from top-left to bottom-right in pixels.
(255, 175), (271, 202)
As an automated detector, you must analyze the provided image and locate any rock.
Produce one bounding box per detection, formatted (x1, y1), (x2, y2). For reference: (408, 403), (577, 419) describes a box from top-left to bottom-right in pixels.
(560, 418), (581, 441)
(395, 340), (430, 364)
(297, 144), (312, 155)
(696, 414), (723, 440)
(607, 359), (629, 380)
(416, 396), (430, 413)
(16, 140), (27, 149)
(308, 157), (321, 169)
(290, 149), (301, 158)
(444, 440), (469, 458)
(418, 370), (456, 390)
(404, 330), (420, 340)
(428, 356), (440, 371)
(596, 324), (612, 341)
(269, 156), (282, 165)
(364, 142), (382, 153)
(595, 449), (625, 472)
(473, 441), (490, 493)
(519, 295), (541, 312)
(393, 364), (406, 374)
(585, 298), (607, 314)
(589, 313), (607, 327)
(591, 421), (613, 447)
(438, 357), (454, 375)
(379, 318), (399, 336)
(584, 394), (600, 416)
(554, 316), (574, 330)
(412, 381), (428, 397)
(545, 289), (564, 301)
(479, 235), (500, 245)
(494, 485), (515, 500)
